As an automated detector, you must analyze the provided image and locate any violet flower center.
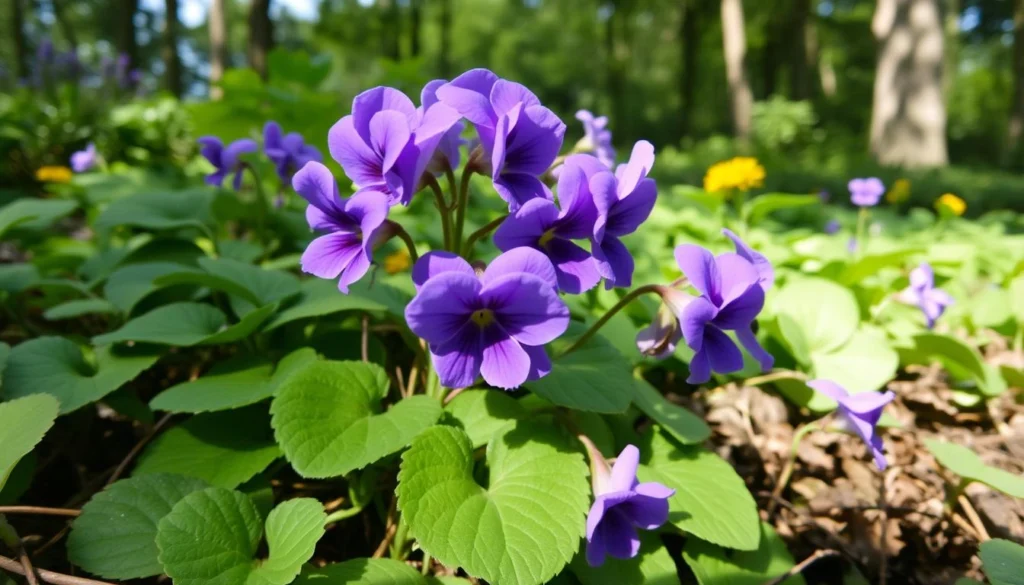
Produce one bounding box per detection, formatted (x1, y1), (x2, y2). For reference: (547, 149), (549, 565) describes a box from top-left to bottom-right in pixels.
(537, 228), (557, 249)
(470, 308), (496, 327)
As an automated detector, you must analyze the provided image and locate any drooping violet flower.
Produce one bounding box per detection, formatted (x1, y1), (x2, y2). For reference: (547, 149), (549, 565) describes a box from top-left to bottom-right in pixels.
(897, 263), (954, 329)
(263, 121), (323, 182)
(824, 219), (841, 234)
(590, 141), (658, 289)
(672, 245), (774, 383)
(405, 248), (569, 389)
(722, 228), (773, 289)
(328, 86), (461, 207)
(576, 110), (616, 169)
(197, 136), (258, 190)
(421, 80), (466, 174)
(294, 161), (390, 293)
(635, 287), (689, 359)
(70, 143), (98, 173)
(437, 68), (566, 211)
(848, 177), (885, 207)
(808, 379), (895, 470)
(585, 445), (674, 567)
(493, 154), (605, 294)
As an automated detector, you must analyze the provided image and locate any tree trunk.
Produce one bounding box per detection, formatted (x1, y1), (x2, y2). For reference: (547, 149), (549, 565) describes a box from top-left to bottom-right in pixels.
(410, 0), (422, 58)
(51, 0), (78, 50)
(789, 0), (812, 100)
(117, 0), (140, 68)
(209, 0), (227, 99)
(439, 0), (452, 76)
(248, 0), (273, 81)
(1007, 0), (1024, 157)
(721, 0), (753, 143)
(679, 0), (701, 136)
(869, 0), (948, 167)
(379, 0), (400, 60)
(606, 1), (630, 138)
(762, 20), (779, 98)
(163, 0), (182, 97)
(10, 0), (28, 81)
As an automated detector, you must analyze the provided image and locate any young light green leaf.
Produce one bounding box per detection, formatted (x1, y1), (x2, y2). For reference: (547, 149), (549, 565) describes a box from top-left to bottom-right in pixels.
(682, 522), (803, 585)
(43, 298), (118, 321)
(294, 558), (426, 585)
(444, 390), (527, 448)
(2, 336), (160, 414)
(569, 532), (679, 585)
(631, 379), (710, 444)
(134, 406), (282, 488)
(810, 328), (898, 394)
(94, 302), (273, 347)
(0, 394), (59, 491)
(272, 361), (441, 478)
(150, 348), (317, 414)
(526, 323), (634, 413)
(774, 278), (858, 354)
(743, 193), (818, 225)
(637, 430), (760, 551)
(924, 440), (1024, 498)
(909, 334), (1002, 396)
(979, 539), (1024, 585)
(157, 489), (325, 585)
(398, 423), (590, 585)
(67, 474), (210, 579)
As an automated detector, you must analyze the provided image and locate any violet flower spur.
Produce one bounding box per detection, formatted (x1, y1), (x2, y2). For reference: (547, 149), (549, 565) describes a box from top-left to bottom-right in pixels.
(436, 68), (566, 211)
(898, 263), (954, 329)
(328, 86), (461, 206)
(70, 142), (98, 173)
(404, 247), (569, 390)
(673, 244), (774, 383)
(263, 121), (323, 182)
(590, 141), (658, 289)
(586, 445), (674, 567)
(197, 136), (258, 190)
(848, 177), (885, 207)
(294, 161), (390, 293)
(492, 154), (606, 294)
(808, 380), (895, 470)
(575, 110), (616, 169)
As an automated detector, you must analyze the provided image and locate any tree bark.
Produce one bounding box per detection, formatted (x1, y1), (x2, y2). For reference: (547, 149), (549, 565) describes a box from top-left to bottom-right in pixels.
(869, 0), (948, 167)
(163, 0), (182, 97)
(10, 0), (28, 81)
(1008, 0), (1024, 156)
(117, 0), (140, 68)
(51, 0), (78, 50)
(789, 0), (812, 100)
(209, 0), (227, 99)
(248, 0), (273, 81)
(410, 0), (422, 58)
(439, 0), (452, 76)
(679, 0), (701, 136)
(721, 0), (753, 143)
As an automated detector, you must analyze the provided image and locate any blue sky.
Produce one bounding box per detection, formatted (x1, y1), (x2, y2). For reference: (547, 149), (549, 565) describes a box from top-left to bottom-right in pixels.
(139, 0), (324, 28)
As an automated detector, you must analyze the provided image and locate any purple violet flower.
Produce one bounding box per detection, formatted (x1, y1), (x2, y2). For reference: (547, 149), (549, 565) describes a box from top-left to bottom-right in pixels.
(722, 228), (773, 289)
(405, 247), (570, 389)
(898, 263), (954, 329)
(576, 110), (616, 169)
(585, 445), (674, 567)
(294, 161), (390, 293)
(848, 177), (885, 207)
(328, 86), (461, 207)
(421, 80), (467, 174)
(70, 142), (98, 173)
(808, 379), (895, 470)
(263, 122), (323, 183)
(672, 244), (774, 383)
(590, 141), (658, 289)
(492, 154), (606, 294)
(437, 68), (566, 211)
(824, 219), (841, 234)
(197, 136), (258, 190)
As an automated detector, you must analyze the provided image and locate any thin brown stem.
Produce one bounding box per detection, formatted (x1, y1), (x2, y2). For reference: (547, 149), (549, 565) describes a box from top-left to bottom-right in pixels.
(559, 284), (664, 357)
(0, 555), (112, 585)
(372, 498), (398, 559)
(107, 413), (174, 487)
(958, 494), (991, 541)
(388, 221), (420, 264)
(361, 315), (370, 363)
(442, 387), (467, 405)
(395, 366), (408, 398)
(0, 508), (80, 518)
(760, 550), (840, 585)
(461, 214), (507, 257)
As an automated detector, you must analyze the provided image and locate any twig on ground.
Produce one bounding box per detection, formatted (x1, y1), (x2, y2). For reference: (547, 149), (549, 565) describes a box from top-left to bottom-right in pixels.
(0, 507), (80, 518)
(372, 498), (398, 559)
(395, 366), (407, 398)
(106, 413), (174, 487)
(957, 495), (991, 541)
(0, 555), (112, 585)
(760, 549), (840, 585)
(949, 512), (982, 541)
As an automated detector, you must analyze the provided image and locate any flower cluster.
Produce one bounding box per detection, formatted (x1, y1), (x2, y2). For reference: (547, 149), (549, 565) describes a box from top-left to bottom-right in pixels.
(848, 177), (885, 207)
(703, 157), (765, 194)
(198, 121), (322, 190)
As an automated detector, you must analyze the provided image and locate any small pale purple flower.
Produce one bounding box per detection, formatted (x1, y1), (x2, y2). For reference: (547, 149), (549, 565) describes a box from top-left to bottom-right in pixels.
(586, 445), (674, 567)
(405, 247), (569, 389)
(70, 142), (98, 173)
(576, 110), (616, 169)
(421, 80), (467, 174)
(294, 161), (390, 293)
(635, 288), (688, 359)
(437, 68), (566, 211)
(197, 136), (258, 190)
(591, 141), (658, 289)
(848, 177), (885, 207)
(328, 86), (461, 207)
(824, 219), (841, 234)
(493, 154), (605, 294)
(808, 379), (895, 470)
(722, 228), (773, 289)
(672, 244), (774, 383)
(263, 121), (323, 182)
(898, 263), (954, 329)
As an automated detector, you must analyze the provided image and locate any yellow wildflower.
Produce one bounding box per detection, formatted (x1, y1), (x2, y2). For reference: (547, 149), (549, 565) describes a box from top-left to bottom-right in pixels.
(384, 248), (412, 274)
(35, 166), (73, 183)
(886, 178), (911, 204)
(703, 157), (765, 194)
(935, 193), (966, 217)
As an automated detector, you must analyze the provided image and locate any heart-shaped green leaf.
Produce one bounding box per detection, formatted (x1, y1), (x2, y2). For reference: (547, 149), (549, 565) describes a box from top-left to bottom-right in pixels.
(682, 522), (803, 585)
(272, 361), (441, 478)
(294, 558), (426, 585)
(2, 336), (160, 414)
(743, 193), (818, 225)
(907, 333), (1002, 396)
(103, 262), (198, 313)
(631, 379), (710, 445)
(156, 488), (326, 585)
(774, 278), (858, 354)
(43, 298), (118, 321)
(94, 302), (274, 347)
(68, 474), (210, 579)
(810, 328), (898, 393)
(0, 198), (78, 238)
(96, 189), (213, 232)
(980, 539), (1024, 585)
(924, 440), (1024, 498)
(398, 423), (589, 585)
(155, 257), (300, 317)
(444, 390), (526, 448)
(263, 278), (411, 331)
(0, 394), (59, 491)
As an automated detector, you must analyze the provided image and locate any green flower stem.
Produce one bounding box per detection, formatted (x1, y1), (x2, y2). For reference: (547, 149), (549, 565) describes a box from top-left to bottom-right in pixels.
(855, 206), (869, 258)
(453, 166), (474, 250)
(0, 515), (19, 550)
(241, 162), (272, 258)
(944, 478), (970, 515)
(324, 505), (365, 526)
(558, 284), (665, 358)
(767, 422), (820, 517)
(462, 214), (508, 257)
(421, 553), (432, 576)
(425, 176), (453, 251)
(390, 517), (411, 560)
(388, 221), (420, 264)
